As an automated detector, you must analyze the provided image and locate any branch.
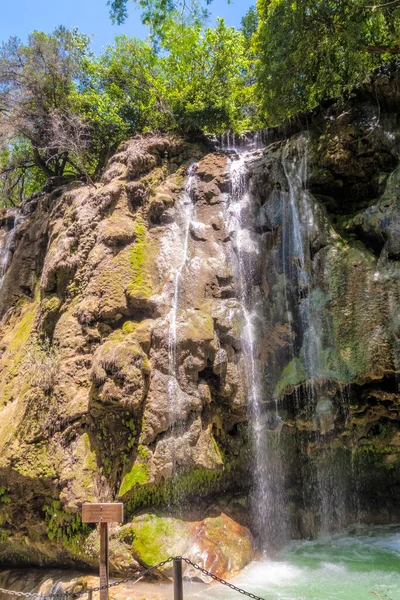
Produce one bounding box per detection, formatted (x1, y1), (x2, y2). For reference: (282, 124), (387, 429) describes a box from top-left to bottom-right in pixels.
(365, 0), (400, 8)
(0, 163), (36, 176)
(362, 44), (400, 53)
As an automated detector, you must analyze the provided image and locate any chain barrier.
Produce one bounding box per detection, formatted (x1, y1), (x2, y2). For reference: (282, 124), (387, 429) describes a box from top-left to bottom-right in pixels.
(0, 556), (266, 600)
(179, 557), (266, 600)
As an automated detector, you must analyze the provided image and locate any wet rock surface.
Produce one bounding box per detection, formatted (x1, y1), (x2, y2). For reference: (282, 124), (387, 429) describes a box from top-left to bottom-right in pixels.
(0, 69), (399, 576)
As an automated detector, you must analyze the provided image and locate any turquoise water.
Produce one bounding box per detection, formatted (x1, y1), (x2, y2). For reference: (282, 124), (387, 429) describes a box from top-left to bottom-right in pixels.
(193, 526), (400, 600)
(2, 526), (399, 600)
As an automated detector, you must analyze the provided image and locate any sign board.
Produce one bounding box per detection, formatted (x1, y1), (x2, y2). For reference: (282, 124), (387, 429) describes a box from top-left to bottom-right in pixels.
(82, 503), (124, 524)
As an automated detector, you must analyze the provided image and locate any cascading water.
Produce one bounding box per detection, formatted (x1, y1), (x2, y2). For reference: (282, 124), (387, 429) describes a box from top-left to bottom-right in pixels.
(164, 163), (198, 503)
(168, 164), (198, 421)
(0, 215), (21, 291)
(225, 149), (288, 551)
(279, 136), (350, 532)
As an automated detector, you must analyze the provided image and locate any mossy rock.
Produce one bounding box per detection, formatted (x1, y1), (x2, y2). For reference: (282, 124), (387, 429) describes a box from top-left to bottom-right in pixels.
(127, 217), (159, 302)
(129, 514), (190, 566)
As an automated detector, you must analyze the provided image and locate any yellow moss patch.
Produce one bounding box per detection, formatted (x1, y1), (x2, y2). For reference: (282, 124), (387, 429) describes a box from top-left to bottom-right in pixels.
(127, 217), (158, 301)
(119, 462), (149, 497)
(0, 295), (39, 408)
(15, 442), (56, 479)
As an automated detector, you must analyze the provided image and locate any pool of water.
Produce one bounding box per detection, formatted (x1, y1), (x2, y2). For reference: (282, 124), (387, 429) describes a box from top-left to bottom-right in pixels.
(1, 526), (400, 600)
(195, 525), (400, 600)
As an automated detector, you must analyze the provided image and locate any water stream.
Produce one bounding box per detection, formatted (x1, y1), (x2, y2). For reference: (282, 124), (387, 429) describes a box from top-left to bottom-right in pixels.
(225, 150), (287, 550)
(168, 163), (198, 424)
(0, 214), (21, 291)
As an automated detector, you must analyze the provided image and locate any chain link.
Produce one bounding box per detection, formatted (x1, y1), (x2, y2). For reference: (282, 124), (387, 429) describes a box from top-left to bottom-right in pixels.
(0, 556), (266, 600)
(0, 558), (175, 600)
(179, 557), (266, 600)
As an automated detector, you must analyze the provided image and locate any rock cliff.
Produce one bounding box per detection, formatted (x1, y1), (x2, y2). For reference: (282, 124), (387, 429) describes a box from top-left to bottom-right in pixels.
(0, 68), (399, 574)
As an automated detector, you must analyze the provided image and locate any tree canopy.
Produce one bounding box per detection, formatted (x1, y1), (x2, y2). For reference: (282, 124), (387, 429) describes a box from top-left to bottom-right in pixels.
(0, 27), (92, 204)
(1, 0), (399, 206)
(254, 0), (400, 123)
(108, 0), (217, 27)
(0, 18), (254, 205)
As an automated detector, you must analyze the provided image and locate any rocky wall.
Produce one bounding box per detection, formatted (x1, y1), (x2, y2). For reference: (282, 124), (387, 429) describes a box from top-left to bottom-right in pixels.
(0, 68), (399, 574)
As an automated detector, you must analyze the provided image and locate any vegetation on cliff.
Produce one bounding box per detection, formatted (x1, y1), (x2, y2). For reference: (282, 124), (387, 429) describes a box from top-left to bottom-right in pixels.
(1, 0), (399, 205)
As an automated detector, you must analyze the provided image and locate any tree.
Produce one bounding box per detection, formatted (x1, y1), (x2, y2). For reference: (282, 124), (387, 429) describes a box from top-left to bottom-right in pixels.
(241, 5), (259, 50)
(0, 141), (45, 207)
(158, 18), (256, 132)
(0, 27), (92, 203)
(254, 0), (400, 124)
(108, 0), (216, 27)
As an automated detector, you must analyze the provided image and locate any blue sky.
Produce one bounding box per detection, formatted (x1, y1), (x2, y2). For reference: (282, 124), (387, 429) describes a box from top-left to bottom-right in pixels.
(0, 0), (255, 54)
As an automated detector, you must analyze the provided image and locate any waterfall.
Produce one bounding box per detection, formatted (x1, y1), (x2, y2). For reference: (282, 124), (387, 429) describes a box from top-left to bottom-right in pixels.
(217, 129), (271, 152)
(279, 136), (350, 533)
(281, 136), (323, 382)
(0, 214), (21, 291)
(168, 164), (197, 422)
(225, 150), (287, 551)
(165, 163), (198, 502)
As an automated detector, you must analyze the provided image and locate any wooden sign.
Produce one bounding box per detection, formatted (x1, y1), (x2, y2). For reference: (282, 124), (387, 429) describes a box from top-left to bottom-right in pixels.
(82, 502), (123, 523)
(81, 503), (124, 600)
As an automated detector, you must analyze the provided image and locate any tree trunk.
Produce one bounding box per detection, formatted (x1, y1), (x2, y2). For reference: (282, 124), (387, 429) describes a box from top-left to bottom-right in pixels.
(33, 147), (54, 178)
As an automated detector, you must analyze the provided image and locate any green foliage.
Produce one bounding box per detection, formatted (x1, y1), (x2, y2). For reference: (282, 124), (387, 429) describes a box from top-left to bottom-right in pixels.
(108, 0), (219, 31)
(73, 36), (169, 176)
(0, 488), (11, 505)
(0, 17), (256, 206)
(119, 463), (149, 496)
(159, 18), (256, 132)
(83, 21), (255, 135)
(254, 0), (400, 124)
(241, 5), (259, 51)
(43, 500), (90, 547)
(0, 140), (45, 208)
(3, 0), (397, 206)
(0, 27), (92, 203)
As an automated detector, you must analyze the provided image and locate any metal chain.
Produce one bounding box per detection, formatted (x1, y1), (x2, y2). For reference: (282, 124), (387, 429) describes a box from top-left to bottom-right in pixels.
(0, 556), (266, 600)
(179, 557), (266, 600)
(0, 558), (175, 599)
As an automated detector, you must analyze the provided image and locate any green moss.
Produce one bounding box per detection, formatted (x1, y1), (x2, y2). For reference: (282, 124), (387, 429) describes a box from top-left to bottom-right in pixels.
(0, 530), (8, 542)
(0, 488), (11, 505)
(128, 217), (156, 300)
(43, 501), (91, 549)
(138, 444), (150, 459)
(71, 433), (98, 493)
(274, 357), (307, 398)
(0, 487), (11, 528)
(357, 444), (400, 456)
(15, 442), (56, 479)
(209, 433), (224, 464)
(122, 321), (138, 334)
(180, 308), (214, 343)
(130, 514), (189, 566)
(120, 463), (149, 497)
(0, 294), (39, 406)
(124, 461), (243, 515)
(327, 241), (391, 382)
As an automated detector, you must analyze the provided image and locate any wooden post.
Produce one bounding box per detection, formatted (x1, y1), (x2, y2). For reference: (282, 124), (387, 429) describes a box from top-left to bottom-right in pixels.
(81, 503), (124, 600)
(99, 522), (109, 600)
(173, 557), (183, 600)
